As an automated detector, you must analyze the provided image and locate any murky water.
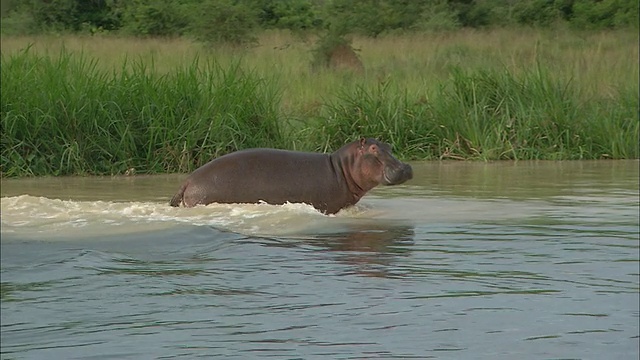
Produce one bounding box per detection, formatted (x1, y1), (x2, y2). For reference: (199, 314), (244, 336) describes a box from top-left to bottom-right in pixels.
(1, 161), (638, 359)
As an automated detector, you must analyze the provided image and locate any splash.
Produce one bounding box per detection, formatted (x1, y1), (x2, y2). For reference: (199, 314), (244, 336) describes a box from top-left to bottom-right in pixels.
(0, 195), (343, 240)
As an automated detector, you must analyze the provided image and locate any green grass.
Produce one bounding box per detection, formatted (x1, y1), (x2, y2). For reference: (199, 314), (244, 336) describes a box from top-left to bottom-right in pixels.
(1, 29), (638, 177)
(1, 47), (286, 176)
(313, 64), (638, 161)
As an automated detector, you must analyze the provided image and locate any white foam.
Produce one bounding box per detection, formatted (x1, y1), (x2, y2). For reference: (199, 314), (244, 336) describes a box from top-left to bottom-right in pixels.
(0, 195), (337, 240)
(0, 193), (563, 242)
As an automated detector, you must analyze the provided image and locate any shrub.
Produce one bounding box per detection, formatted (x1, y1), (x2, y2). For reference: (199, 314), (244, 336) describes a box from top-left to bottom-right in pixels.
(513, 0), (565, 27)
(117, 0), (189, 37)
(571, 0), (640, 29)
(310, 33), (364, 72)
(413, 0), (461, 31)
(186, 0), (259, 46)
(258, 0), (321, 31)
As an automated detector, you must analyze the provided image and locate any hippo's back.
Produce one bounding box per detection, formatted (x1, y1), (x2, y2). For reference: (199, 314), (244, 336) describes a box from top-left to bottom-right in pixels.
(181, 148), (347, 212)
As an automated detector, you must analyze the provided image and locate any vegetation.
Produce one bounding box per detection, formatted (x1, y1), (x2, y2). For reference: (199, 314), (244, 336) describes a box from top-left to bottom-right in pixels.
(1, 28), (637, 177)
(1, 48), (286, 176)
(1, 0), (638, 40)
(0, 1), (637, 176)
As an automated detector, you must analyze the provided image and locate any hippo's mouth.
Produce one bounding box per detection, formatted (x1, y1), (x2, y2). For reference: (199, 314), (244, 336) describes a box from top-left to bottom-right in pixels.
(383, 172), (392, 185)
(382, 163), (413, 185)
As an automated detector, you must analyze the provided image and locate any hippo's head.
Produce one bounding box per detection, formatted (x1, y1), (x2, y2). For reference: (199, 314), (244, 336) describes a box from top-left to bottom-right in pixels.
(352, 138), (413, 188)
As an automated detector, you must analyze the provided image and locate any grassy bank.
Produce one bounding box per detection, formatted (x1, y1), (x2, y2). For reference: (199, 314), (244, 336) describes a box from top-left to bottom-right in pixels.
(1, 30), (638, 176)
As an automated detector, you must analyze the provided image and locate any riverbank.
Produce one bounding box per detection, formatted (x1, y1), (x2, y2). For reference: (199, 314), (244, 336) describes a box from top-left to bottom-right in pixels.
(1, 30), (638, 176)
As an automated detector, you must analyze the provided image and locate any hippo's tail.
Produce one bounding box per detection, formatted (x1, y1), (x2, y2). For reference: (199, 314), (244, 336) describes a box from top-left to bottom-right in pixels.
(169, 183), (188, 207)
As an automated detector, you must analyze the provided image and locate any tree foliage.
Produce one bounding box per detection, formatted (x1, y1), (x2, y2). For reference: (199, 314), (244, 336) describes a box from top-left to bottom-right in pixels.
(116, 0), (188, 36)
(1, 0), (637, 39)
(187, 0), (260, 45)
(257, 0), (321, 30)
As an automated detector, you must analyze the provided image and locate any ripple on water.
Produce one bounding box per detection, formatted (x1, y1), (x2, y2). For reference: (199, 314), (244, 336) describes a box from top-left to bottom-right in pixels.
(1, 161), (639, 359)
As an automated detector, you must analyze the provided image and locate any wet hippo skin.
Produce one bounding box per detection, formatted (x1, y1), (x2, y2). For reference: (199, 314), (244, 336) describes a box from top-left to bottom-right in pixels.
(170, 138), (413, 214)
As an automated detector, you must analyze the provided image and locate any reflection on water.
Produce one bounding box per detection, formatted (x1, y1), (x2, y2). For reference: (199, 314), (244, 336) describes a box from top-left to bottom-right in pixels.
(301, 223), (415, 278)
(1, 161), (638, 359)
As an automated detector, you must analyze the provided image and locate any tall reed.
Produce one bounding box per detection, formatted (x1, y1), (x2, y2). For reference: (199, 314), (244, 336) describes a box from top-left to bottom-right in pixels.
(1, 30), (638, 177)
(1, 47), (285, 176)
(315, 64), (638, 160)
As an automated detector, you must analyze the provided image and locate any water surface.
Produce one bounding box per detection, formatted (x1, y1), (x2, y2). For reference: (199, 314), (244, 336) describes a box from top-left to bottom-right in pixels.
(1, 161), (638, 359)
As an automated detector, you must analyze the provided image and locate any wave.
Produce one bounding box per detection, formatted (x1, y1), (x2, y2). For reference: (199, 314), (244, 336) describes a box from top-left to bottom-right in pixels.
(0, 195), (351, 240)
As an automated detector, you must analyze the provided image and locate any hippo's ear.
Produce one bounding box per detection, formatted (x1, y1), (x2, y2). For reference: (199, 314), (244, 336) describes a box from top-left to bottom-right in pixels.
(359, 137), (367, 147)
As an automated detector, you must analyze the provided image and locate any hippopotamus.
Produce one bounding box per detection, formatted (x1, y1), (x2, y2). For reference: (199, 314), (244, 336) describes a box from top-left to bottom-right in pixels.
(169, 138), (412, 214)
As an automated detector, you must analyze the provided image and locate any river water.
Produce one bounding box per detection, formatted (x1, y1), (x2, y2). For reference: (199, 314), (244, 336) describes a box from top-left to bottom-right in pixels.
(1, 161), (638, 359)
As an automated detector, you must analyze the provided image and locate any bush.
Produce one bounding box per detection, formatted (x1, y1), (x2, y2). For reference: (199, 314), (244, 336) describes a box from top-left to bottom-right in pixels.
(323, 0), (427, 37)
(413, 0), (461, 31)
(186, 0), (259, 46)
(513, 0), (564, 27)
(310, 33), (354, 69)
(0, 7), (39, 35)
(24, 0), (120, 33)
(258, 0), (321, 31)
(571, 0), (640, 29)
(117, 0), (188, 37)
